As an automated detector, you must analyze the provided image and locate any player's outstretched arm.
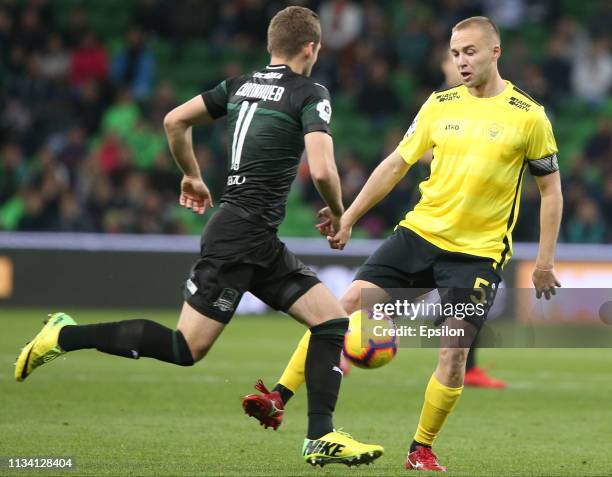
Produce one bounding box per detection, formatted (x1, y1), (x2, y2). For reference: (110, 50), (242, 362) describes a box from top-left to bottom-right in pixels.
(164, 96), (214, 214)
(305, 131), (344, 231)
(328, 150), (411, 250)
(533, 171), (563, 299)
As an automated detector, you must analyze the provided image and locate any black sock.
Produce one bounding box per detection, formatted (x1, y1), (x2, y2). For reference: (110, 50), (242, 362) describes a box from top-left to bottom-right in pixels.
(272, 383), (294, 404)
(410, 440), (431, 452)
(304, 317), (349, 440)
(466, 333), (479, 370)
(466, 346), (476, 370)
(58, 319), (194, 366)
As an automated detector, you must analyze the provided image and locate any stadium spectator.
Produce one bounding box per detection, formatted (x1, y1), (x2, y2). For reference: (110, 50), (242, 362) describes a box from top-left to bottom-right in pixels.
(57, 126), (87, 187)
(571, 35), (612, 105)
(339, 151), (367, 205)
(395, 16), (433, 70)
(146, 81), (178, 127)
(18, 188), (49, 231)
(69, 31), (109, 87)
(62, 6), (90, 48)
(542, 35), (573, 106)
(357, 58), (400, 120)
(566, 197), (607, 243)
(38, 33), (70, 81)
(15, 6), (47, 53)
(56, 192), (94, 232)
(132, 0), (172, 37)
(318, 0), (363, 75)
(71, 80), (106, 135)
(481, 0), (527, 30)
(111, 26), (156, 101)
(94, 132), (131, 176)
(0, 143), (27, 204)
(319, 0), (363, 52)
(0, 7), (14, 64)
(584, 117), (611, 164)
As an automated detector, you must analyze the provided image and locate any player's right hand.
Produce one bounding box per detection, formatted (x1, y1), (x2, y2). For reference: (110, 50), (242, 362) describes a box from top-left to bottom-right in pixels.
(327, 220), (352, 250)
(180, 175), (213, 215)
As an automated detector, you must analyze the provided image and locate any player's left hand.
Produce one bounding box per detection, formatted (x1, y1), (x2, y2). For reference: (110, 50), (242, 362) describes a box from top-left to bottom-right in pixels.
(532, 266), (561, 300)
(180, 175), (214, 215)
(327, 219), (352, 250)
(315, 207), (340, 236)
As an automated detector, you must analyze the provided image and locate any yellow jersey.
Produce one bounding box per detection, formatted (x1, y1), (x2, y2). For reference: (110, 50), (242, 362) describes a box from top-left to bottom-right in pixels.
(396, 81), (558, 266)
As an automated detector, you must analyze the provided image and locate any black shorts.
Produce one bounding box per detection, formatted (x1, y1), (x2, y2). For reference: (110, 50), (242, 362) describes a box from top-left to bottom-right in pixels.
(354, 226), (501, 328)
(184, 204), (320, 323)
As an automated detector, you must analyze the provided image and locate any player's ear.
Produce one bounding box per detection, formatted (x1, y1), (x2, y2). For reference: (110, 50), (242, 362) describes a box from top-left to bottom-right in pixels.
(492, 44), (501, 61)
(303, 41), (315, 58)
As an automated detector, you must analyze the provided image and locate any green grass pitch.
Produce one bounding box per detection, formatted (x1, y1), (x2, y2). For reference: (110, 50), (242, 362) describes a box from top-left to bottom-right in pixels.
(1, 308), (611, 476)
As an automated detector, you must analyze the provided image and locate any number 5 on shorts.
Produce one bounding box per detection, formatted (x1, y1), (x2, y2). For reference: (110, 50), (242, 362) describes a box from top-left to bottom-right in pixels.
(471, 277), (491, 305)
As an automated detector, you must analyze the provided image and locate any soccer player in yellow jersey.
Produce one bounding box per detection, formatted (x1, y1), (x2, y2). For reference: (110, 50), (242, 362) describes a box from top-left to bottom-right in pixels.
(244, 16), (563, 471)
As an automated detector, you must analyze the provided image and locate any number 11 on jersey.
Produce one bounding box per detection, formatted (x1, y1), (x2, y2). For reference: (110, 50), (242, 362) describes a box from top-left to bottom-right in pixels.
(231, 101), (258, 171)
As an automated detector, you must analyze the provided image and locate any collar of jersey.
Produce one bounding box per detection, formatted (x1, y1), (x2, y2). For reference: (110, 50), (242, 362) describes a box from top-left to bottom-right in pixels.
(463, 80), (513, 102)
(266, 64), (289, 70)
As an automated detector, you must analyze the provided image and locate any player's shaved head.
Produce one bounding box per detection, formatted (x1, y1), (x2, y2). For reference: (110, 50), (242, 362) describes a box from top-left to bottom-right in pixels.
(268, 6), (321, 59)
(452, 16), (500, 46)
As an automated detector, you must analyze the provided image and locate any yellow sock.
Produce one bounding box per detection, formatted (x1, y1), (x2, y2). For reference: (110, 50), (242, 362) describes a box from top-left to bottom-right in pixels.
(414, 374), (463, 446)
(278, 330), (310, 393)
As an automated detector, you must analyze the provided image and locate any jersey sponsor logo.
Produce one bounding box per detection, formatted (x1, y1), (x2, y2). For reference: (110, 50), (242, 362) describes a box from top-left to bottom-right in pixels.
(213, 288), (240, 312)
(445, 123), (460, 131)
(404, 116), (418, 137)
(227, 175), (246, 186)
(253, 71), (283, 79)
(508, 96), (531, 111)
(303, 439), (346, 457)
(235, 82), (285, 101)
(436, 91), (460, 102)
(487, 122), (504, 141)
(316, 99), (332, 123)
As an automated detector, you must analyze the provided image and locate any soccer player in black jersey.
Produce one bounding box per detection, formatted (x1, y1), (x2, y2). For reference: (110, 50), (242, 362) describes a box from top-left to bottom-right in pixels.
(15, 6), (383, 468)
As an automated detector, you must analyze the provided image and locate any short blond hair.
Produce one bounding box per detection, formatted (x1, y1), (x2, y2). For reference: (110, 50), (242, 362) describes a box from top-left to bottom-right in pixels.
(267, 6), (321, 58)
(452, 16), (500, 44)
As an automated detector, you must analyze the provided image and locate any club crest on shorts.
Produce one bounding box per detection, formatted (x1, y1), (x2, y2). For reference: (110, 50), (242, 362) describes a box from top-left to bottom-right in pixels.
(213, 288), (239, 312)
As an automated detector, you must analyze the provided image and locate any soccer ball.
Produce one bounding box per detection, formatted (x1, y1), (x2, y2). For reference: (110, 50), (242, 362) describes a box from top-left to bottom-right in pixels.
(342, 309), (399, 369)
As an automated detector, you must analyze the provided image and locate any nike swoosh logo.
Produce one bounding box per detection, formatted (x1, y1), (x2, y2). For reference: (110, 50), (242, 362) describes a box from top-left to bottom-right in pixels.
(332, 366), (344, 375)
(408, 457), (422, 469)
(268, 401), (284, 417)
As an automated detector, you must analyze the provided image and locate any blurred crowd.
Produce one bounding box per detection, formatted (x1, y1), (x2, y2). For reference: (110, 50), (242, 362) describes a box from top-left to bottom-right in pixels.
(0, 0), (610, 242)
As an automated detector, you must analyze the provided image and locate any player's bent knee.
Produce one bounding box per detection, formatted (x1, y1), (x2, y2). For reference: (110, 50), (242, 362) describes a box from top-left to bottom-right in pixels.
(181, 335), (212, 364)
(340, 280), (385, 314)
(340, 292), (360, 315)
(172, 329), (196, 366)
(177, 303), (226, 364)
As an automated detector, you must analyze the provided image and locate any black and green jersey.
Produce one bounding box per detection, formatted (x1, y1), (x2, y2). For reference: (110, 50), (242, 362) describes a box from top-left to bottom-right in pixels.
(201, 64), (332, 228)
